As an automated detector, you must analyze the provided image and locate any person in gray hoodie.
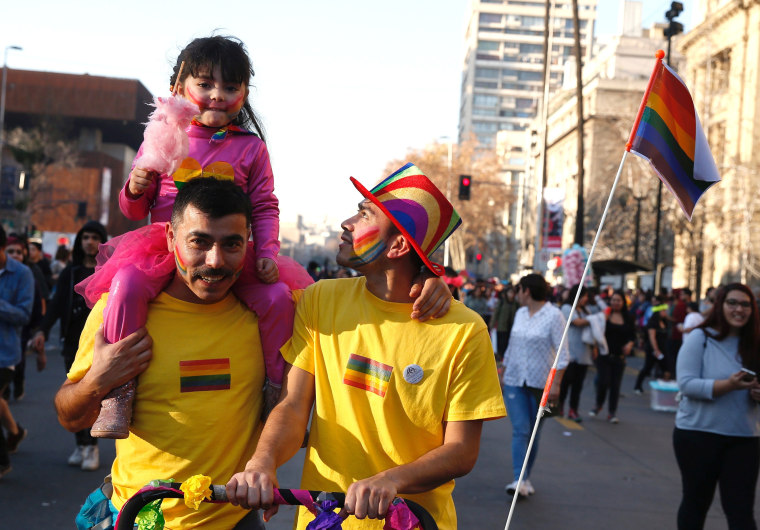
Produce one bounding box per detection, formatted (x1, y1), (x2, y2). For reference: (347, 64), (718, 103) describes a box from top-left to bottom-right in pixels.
(674, 282), (760, 529)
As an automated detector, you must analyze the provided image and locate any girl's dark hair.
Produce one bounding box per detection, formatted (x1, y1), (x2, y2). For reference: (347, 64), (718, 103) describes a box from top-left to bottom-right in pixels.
(700, 283), (760, 372)
(172, 35), (266, 141)
(519, 273), (548, 301)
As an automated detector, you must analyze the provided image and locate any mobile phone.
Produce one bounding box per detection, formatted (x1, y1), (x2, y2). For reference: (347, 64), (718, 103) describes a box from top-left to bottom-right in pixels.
(740, 368), (756, 382)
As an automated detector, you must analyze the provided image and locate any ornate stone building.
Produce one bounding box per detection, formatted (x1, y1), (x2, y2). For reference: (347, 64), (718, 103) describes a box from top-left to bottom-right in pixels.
(674, 0), (760, 293)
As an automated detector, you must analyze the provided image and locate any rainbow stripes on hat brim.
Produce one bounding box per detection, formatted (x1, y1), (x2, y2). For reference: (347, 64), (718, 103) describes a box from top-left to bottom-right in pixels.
(350, 162), (462, 276)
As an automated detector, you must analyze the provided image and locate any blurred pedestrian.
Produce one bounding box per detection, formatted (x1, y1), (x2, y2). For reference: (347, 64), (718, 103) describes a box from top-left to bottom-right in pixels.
(3, 235), (47, 402)
(31, 220), (107, 471)
(0, 225), (35, 478)
(592, 290), (635, 423)
(466, 281), (491, 326)
(502, 273), (568, 497)
(50, 244), (70, 283)
(679, 302), (704, 341)
(674, 283), (760, 529)
(634, 294), (670, 393)
(491, 285), (518, 360)
(28, 237), (54, 292)
(558, 284), (593, 422)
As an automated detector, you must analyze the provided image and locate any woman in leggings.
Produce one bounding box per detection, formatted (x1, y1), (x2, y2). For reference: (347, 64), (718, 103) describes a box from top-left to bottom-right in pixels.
(673, 283), (760, 529)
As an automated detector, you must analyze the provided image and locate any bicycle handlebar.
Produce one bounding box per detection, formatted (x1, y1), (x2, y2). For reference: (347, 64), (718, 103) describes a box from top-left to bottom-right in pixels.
(115, 482), (438, 529)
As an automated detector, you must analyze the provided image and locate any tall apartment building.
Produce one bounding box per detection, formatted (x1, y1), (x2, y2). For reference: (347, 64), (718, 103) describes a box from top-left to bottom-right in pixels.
(458, 0), (598, 148)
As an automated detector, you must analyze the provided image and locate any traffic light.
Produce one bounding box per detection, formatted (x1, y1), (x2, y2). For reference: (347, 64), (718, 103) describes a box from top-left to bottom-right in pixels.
(458, 175), (472, 201)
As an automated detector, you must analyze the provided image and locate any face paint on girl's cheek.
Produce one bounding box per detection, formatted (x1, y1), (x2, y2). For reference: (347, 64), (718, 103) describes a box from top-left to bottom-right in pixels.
(175, 247), (189, 277)
(183, 86), (205, 109)
(348, 226), (386, 266)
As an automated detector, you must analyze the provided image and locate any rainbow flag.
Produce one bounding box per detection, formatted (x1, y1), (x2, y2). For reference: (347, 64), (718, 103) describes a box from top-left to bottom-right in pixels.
(627, 52), (720, 220)
(179, 358), (231, 392)
(343, 353), (392, 397)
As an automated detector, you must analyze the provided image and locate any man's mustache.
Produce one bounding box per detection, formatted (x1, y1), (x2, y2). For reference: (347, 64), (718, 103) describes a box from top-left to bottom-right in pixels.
(192, 267), (234, 280)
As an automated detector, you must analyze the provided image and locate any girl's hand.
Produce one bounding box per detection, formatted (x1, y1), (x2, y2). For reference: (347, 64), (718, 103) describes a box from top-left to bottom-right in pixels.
(410, 274), (451, 321)
(127, 167), (157, 197)
(256, 258), (279, 284)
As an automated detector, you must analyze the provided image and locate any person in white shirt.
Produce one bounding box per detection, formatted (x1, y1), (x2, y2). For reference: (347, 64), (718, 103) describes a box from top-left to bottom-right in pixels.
(501, 273), (569, 497)
(680, 302), (704, 341)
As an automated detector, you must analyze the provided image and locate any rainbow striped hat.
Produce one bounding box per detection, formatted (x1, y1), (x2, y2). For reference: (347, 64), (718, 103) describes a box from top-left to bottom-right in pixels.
(350, 163), (462, 276)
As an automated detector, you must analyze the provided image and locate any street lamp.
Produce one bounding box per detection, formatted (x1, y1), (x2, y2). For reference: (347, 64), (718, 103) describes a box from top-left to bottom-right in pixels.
(1, 45), (23, 175)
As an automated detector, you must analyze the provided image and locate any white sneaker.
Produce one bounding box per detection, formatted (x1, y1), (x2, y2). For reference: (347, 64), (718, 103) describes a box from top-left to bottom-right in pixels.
(80, 446), (99, 471)
(67, 445), (85, 466)
(505, 480), (519, 495)
(506, 480), (531, 497)
(518, 482), (531, 497)
(522, 479), (535, 495)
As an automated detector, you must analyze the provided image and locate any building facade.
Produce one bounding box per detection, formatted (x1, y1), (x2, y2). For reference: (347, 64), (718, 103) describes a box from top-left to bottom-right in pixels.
(520, 23), (685, 284)
(458, 0), (597, 148)
(0, 69), (152, 237)
(674, 0), (760, 293)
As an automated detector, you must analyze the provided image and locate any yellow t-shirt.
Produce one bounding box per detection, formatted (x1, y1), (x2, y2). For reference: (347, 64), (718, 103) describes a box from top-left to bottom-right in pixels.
(283, 277), (506, 530)
(69, 292), (263, 529)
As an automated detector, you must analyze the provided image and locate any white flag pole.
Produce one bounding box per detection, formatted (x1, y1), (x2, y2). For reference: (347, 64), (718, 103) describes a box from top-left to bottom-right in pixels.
(503, 149), (631, 530)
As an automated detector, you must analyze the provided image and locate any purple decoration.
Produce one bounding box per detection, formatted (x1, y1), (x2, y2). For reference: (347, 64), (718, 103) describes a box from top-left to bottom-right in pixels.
(306, 500), (344, 530)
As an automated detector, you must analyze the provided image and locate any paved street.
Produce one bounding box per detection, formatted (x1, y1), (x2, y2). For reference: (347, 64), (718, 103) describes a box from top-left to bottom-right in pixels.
(1, 333), (757, 529)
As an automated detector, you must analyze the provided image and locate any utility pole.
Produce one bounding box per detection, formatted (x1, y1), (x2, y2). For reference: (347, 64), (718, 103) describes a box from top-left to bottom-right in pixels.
(653, 2), (684, 293)
(571, 0), (585, 246)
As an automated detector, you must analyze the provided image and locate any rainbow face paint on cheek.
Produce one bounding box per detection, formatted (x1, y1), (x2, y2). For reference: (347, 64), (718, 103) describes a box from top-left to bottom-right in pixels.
(175, 247), (189, 277)
(348, 226), (386, 265)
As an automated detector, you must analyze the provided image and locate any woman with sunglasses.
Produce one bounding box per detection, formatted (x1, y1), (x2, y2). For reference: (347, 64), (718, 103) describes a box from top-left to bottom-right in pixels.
(674, 283), (760, 529)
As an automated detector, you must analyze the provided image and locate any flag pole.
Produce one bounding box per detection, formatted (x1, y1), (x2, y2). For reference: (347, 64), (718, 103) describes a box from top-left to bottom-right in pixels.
(504, 49), (669, 528)
(626, 50), (664, 152)
(504, 149), (633, 530)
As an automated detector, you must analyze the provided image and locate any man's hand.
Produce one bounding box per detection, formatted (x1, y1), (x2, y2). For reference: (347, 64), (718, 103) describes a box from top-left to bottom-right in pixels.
(226, 460), (280, 521)
(342, 473), (399, 521)
(89, 325), (153, 393)
(256, 258), (279, 284)
(409, 274), (451, 321)
(127, 167), (157, 198)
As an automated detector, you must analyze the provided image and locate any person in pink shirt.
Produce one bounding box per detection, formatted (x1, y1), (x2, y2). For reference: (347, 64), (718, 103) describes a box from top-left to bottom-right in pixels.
(77, 35), (452, 440)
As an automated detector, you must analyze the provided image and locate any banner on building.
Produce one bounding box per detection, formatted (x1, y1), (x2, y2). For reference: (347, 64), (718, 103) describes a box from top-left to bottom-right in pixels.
(542, 188), (564, 251)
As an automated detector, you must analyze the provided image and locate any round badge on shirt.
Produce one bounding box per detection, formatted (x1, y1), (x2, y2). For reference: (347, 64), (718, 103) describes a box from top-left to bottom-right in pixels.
(403, 364), (424, 384)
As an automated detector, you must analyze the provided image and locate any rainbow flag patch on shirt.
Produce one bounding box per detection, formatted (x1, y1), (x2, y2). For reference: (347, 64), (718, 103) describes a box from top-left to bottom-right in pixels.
(343, 353), (393, 397)
(179, 358), (231, 392)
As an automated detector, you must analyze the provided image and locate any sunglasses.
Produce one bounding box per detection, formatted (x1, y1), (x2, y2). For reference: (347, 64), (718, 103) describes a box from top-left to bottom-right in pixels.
(725, 299), (752, 309)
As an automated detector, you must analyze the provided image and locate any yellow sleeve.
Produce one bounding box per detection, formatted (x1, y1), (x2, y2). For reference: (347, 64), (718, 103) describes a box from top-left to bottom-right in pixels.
(444, 326), (507, 422)
(67, 295), (107, 382)
(281, 285), (315, 375)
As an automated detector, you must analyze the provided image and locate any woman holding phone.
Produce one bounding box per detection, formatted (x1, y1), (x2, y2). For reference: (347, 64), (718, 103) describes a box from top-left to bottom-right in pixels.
(674, 283), (760, 529)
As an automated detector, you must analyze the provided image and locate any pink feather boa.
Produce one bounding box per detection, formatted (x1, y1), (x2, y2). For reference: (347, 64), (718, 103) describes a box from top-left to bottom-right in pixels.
(133, 96), (199, 175)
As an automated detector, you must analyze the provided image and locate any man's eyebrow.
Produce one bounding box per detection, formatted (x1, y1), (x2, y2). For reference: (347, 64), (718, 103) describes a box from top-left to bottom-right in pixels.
(358, 201), (373, 212)
(186, 230), (245, 243)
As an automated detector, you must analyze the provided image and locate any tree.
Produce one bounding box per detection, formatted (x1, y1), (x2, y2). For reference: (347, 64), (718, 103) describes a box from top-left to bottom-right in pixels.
(6, 121), (80, 230)
(384, 139), (514, 275)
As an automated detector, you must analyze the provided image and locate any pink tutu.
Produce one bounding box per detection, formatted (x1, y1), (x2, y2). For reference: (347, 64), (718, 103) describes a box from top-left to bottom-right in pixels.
(76, 222), (314, 308)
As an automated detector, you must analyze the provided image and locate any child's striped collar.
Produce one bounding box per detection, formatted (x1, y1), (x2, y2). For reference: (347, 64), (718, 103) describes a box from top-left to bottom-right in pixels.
(191, 119), (256, 142)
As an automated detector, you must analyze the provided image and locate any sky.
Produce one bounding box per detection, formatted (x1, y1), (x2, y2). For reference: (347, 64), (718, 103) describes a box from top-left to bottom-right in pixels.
(1, 0), (695, 227)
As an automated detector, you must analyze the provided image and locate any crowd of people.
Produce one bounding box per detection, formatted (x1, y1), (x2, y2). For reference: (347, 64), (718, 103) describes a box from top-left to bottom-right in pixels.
(1, 32), (759, 530)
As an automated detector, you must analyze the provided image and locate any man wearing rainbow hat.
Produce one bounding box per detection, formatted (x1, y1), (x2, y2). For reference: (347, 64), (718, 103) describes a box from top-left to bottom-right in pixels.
(227, 163), (506, 529)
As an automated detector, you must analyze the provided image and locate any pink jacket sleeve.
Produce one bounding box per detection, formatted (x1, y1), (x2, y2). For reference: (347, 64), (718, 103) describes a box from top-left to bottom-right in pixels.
(246, 142), (280, 261)
(119, 144), (158, 221)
